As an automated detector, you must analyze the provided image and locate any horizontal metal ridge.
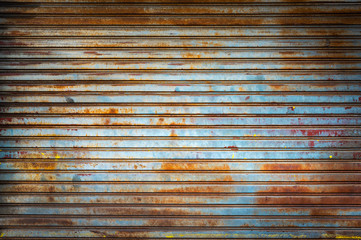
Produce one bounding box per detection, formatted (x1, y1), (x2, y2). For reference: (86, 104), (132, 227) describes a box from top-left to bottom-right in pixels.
(3, 192), (361, 196)
(1, 148), (358, 151)
(2, 0), (361, 3)
(3, 2), (361, 5)
(3, 215), (361, 219)
(3, 170), (361, 172)
(1, 136), (359, 139)
(2, 91), (360, 94)
(1, 159), (359, 162)
(3, 13), (361, 16)
(2, 113), (360, 116)
(2, 102), (360, 106)
(1, 15), (361, 26)
(1, 181), (360, 184)
(1, 125), (360, 128)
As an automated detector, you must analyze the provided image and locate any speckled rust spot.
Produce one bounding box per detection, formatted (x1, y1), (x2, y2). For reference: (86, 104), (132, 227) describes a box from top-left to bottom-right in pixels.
(182, 52), (202, 58)
(269, 84), (291, 91)
(153, 184), (235, 193)
(161, 162), (231, 171)
(261, 163), (305, 171)
(91, 206), (204, 216)
(108, 108), (118, 114)
(10, 161), (59, 171)
(145, 217), (220, 227)
(157, 118), (165, 125)
(12, 217), (73, 226)
(255, 184), (361, 205)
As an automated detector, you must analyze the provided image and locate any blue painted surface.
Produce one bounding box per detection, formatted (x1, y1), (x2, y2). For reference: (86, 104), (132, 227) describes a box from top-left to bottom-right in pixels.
(0, 1), (361, 239)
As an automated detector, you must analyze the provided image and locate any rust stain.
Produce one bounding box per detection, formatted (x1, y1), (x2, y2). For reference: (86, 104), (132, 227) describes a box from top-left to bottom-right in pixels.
(269, 84), (291, 91)
(12, 218), (73, 226)
(1, 1), (359, 237)
(169, 130), (178, 137)
(11, 161), (59, 171)
(224, 146), (238, 151)
(84, 51), (103, 56)
(160, 162), (231, 171)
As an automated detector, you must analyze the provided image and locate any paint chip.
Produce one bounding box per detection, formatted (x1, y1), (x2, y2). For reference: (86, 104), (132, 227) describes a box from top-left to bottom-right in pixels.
(65, 96), (75, 103)
(335, 235), (361, 239)
(330, 155), (333, 158)
(232, 154), (234, 158)
(166, 236), (174, 238)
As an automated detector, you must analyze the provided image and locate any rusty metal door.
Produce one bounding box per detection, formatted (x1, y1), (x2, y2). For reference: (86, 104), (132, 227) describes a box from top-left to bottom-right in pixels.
(1, 0), (361, 239)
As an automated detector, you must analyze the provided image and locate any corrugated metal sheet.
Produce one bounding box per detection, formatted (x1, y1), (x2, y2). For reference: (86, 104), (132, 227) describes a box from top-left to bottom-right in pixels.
(0, 0), (361, 239)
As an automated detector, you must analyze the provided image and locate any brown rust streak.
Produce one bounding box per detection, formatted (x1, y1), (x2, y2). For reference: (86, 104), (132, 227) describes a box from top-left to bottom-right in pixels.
(4, 6), (361, 15)
(3, 16), (361, 25)
(11, 217), (73, 226)
(269, 84), (291, 91)
(10, 161), (60, 170)
(256, 187), (360, 205)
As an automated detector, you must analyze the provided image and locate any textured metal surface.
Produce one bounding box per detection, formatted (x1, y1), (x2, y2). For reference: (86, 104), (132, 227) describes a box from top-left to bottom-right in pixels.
(0, 0), (361, 239)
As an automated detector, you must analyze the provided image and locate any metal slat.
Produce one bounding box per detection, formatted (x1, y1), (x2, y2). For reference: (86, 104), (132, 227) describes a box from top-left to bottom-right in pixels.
(2, 4), (361, 15)
(2, 16), (361, 25)
(1, 26), (360, 37)
(0, 1), (360, 239)
(1, 38), (360, 47)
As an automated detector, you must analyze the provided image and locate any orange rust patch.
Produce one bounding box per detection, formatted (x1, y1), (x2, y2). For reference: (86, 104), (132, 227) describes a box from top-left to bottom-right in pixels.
(238, 86), (245, 91)
(10, 161), (59, 171)
(261, 163), (307, 171)
(161, 162), (231, 171)
(157, 118), (165, 125)
(269, 84), (291, 91)
(108, 108), (118, 114)
(119, 108), (134, 114)
(169, 129), (178, 137)
(182, 52), (202, 58)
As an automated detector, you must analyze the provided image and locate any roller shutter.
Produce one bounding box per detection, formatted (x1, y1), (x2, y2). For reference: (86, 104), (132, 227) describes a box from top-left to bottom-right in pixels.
(0, 0), (361, 239)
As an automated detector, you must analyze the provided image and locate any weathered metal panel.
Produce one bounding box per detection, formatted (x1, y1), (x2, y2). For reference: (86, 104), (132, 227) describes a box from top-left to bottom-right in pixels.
(0, 0), (360, 239)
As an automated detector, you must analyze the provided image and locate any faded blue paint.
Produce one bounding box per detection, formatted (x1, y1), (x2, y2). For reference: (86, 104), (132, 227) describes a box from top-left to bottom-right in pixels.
(2, 149), (357, 160)
(1, 94), (361, 103)
(1, 127), (360, 137)
(1, 139), (360, 148)
(1, 116), (360, 125)
(1, 72), (360, 81)
(2, 106), (361, 114)
(1, 1), (361, 238)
